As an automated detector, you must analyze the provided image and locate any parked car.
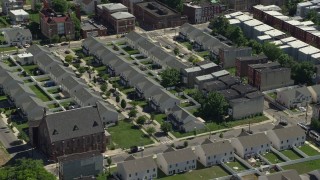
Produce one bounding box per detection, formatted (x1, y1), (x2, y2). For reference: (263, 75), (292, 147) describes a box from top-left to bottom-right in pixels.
(279, 121), (288, 126)
(61, 42), (69, 46)
(129, 146), (144, 153)
(299, 107), (306, 112)
(44, 81), (55, 87)
(309, 130), (320, 141)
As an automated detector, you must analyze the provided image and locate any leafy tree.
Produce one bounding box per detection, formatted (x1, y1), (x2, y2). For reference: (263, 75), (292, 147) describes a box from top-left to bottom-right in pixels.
(199, 91), (228, 121)
(161, 0), (183, 12)
(136, 116), (146, 126)
(160, 68), (180, 87)
(277, 53), (293, 67)
(65, 55), (73, 63)
(247, 40), (263, 54)
(262, 42), (282, 61)
(100, 84), (107, 92)
(161, 122), (172, 134)
(128, 108), (137, 119)
(71, 13), (81, 39)
(146, 127), (155, 136)
(285, 0), (303, 16)
(210, 16), (230, 36)
(291, 62), (315, 85)
(0, 158), (56, 180)
(51, 35), (59, 43)
(306, 9), (319, 24)
(311, 118), (320, 132)
(120, 99), (127, 109)
(34, 3), (42, 12)
(173, 47), (180, 55)
(52, 0), (68, 13)
(228, 26), (247, 47)
(107, 157), (112, 175)
(115, 96), (120, 103)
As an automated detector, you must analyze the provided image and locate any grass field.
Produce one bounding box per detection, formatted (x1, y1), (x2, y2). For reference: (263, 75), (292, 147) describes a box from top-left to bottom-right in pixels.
(12, 122), (29, 142)
(298, 145), (320, 156)
(3, 58), (16, 67)
(180, 41), (193, 50)
(0, 95), (7, 101)
(159, 165), (229, 180)
(282, 159), (320, 174)
(226, 160), (248, 172)
(263, 152), (285, 164)
(122, 46), (140, 55)
(36, 77), (51, 82)
(154, 114), (167, 124)
(29, 85), (52, 102)
(281, 149), (303, 160)
(107, 121), (153, 149)
(226, 67), (236, 76)
(47, 88), (60, 94)
(22, 64), (38, 75)
(268, 92), (277, 99)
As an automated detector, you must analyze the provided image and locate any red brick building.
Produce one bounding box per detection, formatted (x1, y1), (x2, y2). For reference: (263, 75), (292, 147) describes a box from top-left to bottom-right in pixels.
(96, 3), (135, 34)
(40, 7), (75, 39)
(183, 1), (222, 24)
(81, 20), (107, 38)
(235, 55), (268, 77)
(36, 106), (110, 161)
(134, 1), (188, 29)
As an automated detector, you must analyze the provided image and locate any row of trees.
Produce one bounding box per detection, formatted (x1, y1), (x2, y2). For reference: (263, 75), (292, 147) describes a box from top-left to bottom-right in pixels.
(210, 16), (316, 85)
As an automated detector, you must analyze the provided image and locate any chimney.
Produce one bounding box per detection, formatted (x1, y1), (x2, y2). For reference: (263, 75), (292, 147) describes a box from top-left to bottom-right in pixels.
(75, 3), (81, 22)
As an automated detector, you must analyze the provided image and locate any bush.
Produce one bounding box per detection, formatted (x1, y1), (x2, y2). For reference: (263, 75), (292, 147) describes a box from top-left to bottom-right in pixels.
(136, 116), (146, 126)
(115, 96), (120, 103)
(109, 144), (115, 150)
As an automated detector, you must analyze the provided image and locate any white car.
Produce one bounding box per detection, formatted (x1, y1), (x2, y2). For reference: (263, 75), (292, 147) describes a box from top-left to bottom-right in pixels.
(299, 107), (306, 112)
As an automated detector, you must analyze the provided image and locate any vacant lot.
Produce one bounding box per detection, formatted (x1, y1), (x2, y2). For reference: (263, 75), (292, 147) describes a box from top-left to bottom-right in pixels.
(107, 121), (153, 149)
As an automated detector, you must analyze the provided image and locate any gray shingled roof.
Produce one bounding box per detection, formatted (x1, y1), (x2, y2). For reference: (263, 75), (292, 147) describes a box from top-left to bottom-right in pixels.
(200, 140), (233, 156)
(45, 106), (104, 143)
(259, 169), (301, 180)
(125, 31), (145, 43)
(236, 132), (270, 148)
(271, 125), (305, 140)
(4, 28), (31, 40)
(119, 156), (157, 174)
(161, 148), (197, 164)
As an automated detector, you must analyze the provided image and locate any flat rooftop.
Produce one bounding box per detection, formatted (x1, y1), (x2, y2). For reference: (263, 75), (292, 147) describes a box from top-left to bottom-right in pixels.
(81, 20), (106, 31)
(135, 1), (177, 17)
(111, 12), (135, 20)
(299, 46), (320, 55)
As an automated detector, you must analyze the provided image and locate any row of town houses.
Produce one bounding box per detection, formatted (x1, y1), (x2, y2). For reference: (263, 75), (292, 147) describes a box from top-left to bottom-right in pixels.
(82, 36), (206, 133)
(116, 125), (305, 180)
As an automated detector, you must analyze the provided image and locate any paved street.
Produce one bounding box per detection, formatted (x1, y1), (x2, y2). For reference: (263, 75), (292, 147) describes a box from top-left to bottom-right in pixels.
(0, 117), (18, 149)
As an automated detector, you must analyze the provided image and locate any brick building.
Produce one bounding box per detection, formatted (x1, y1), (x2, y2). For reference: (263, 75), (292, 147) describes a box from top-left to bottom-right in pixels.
(248, 62), (294, 91)
(36, 106), (110, 161)
(235, 55), (268, 77)
(120, 0), (143, 14)
(96, 3), (135, 34)
(40, 7), (75, 39)
(81, 20), (107, 38)
(183, 1), (222, 24)
(134, 1), (188, 29)
(222, 0), (284, 11)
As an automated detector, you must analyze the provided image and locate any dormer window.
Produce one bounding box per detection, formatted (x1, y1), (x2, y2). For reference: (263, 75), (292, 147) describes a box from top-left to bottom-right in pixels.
(52, 129), (58, 135)
(93, 121), (98, 127)
(73, 125), (79, 131)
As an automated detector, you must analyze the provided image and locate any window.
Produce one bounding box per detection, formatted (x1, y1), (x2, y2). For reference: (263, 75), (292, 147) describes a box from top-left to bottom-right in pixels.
(261, 145), (263, 148)
(176, 164), (178, 167)
(281, 141), (283, 144)
(129, 174), (131, 177)
(135, 173), (137, 176)
(187, 161), (189, 164)
(153, 168), (155, 172)
(147, 170), (149, 173)
(208, 156), (210, 160)
(287, 140), (289, 143)
(225, 153), (227, 156)
(214, 155), (216, 158)
(73, 125), (79, 131)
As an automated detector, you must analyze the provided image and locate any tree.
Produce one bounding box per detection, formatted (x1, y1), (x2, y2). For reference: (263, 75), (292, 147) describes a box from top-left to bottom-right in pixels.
(120, 99), (127, 109)
(311, 118), (320, 132)
(247, 40), (263, 54)
(51, 35), (59, 43)
(136, 116), (146, 126)
(65, 55), (73, 63)
(306, 9), (319, 24)
(160, 68), (180, 87)
(115, 96), (120, 103)
(262, 42), (282, 61)
(71, 13), (81, 39)
(198, 91), (228, 121)
(161, 122), (172, 134)
(161, 0), (183, 12)
(291, 62), (315, 85)
(146, 126), (155, 136)
(100, 84), (107, 92)
(210, 16), (230, 36)
(173, 47), (180, 55)
(0, 158), (56, 180)
(277, 53), (293, 68)
(107, 157), (112, 175)
(52, 0), (68, 13)
(128, 108), (137, 119)
(228, 26), (247, 47)
(34, 3), (42, 12)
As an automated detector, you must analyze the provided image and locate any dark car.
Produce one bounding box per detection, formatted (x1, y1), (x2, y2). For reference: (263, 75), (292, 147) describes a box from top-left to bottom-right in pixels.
(129, 146), (144, 153)
(279, 121), (288, 126)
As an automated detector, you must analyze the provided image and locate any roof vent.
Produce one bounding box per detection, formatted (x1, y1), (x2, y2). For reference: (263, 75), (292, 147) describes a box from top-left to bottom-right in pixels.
(93, 121), (98, 127)
(73, 125), (79, 131)
(52, 129), (58, 135)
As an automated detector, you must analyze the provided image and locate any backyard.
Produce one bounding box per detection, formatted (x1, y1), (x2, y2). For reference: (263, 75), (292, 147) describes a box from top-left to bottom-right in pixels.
(226, 67), (236, 76)
(281, 149), (303, 160)
(29, 85), (52, 102)
(21, 64), (38, 75)
(298, 145), (320, 156)
(107, 121), (153, 149)
(263, 152), (285, 164)
(225, 160), (248, 172)
(122, 46), (140, 55)
(159, 165), (229, 180)
(267, 92), (277, 99)
(282, 159), (320, 174)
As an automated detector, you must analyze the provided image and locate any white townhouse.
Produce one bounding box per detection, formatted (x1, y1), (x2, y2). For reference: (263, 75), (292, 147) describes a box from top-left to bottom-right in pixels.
(156, 147), (197, 176)
(231, 131), (271, 159)
(195, 139), (234, 167)
(267, 125), (306, 151)
(117, 156), (157, 180)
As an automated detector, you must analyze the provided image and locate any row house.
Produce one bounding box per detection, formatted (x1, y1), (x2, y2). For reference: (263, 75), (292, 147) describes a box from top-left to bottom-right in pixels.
(235, 55), (268, 77)
(267, 125), (306, 151)
(183, 1), (222, 24)
(195, 139), (234, 167)
(156, 147), (197, 175)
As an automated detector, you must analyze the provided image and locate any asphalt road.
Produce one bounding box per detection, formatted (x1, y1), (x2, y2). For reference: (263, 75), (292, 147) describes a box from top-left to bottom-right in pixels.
(0, 117), (18, 148)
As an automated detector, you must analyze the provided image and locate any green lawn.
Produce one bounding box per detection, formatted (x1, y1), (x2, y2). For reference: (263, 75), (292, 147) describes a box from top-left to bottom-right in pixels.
(268, 92), (277, 99)
(180, 41), (193, 50)
(298, 145), (320, 156)
(23, 79), (33, 83)
(226, 67), (236, 76)
(225, 115), (269, 127)
(180, 102), (194, 107)
(0, 46), (17, 52)
(226, 160), (248, 172)
(47, 88), (60, 94)
(36, 77), (51, 82)
(154, 114), (167, 124)
(263, 152), (285, 164)
(22, 64), (38, 75)
(48, 103), (59, 109)
(159, 165), (229, 180)
(28, 12), (39, 24)
(122, 88), (135, 95)
(29, 85), (52, 102)
(281, 149), (303, 160)
(196, 51), (210, 58)
(0, 17), (9, 28)
(282, 159), (320, 174)
(94, 66), (107, 73)
(0, 95), (7, 101)
(122, 46), (140, 55)
(107, 121), (153, 149)
(128, 100), (148, 107)
(3, 58), (16, 67)
(60, 101), (73, 108)
(12, 122), (29, 142)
